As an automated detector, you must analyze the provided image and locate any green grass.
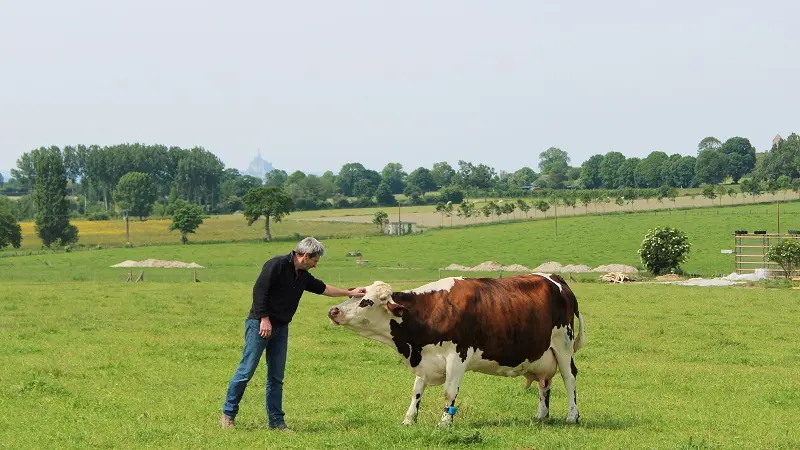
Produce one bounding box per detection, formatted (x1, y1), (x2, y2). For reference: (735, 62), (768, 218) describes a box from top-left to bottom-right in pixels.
(1, 280), (798, 449)
(4, 200), (800, 281)
(3, 200), (800, 448)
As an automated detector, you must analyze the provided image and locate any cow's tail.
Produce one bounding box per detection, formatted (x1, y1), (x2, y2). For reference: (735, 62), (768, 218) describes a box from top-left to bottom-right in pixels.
(573, 310), (587, 353)
(549, 274), (587, 353)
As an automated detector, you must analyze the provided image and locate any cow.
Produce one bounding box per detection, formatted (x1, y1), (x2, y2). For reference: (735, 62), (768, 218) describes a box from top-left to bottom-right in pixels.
(327, 273), (587, 428)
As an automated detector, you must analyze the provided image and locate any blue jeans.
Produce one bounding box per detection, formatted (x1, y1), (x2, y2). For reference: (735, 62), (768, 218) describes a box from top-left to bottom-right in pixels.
(222, 318), (289, 427)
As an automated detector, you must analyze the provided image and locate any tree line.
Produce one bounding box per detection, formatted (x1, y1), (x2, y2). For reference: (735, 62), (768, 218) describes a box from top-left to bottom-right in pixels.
(1, 133), (799, 249)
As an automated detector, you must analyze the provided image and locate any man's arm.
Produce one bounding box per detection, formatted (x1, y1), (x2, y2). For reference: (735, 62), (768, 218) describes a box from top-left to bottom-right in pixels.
(323, 284), (367, 297)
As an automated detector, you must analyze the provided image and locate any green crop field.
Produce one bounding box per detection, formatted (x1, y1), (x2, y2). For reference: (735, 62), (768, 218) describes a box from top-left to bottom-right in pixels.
(2, 203), (799, 449)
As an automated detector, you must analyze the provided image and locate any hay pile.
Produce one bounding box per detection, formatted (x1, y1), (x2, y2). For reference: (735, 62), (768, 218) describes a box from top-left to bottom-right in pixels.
(441, 260), (638, 273)
(111, 259), (204, 268)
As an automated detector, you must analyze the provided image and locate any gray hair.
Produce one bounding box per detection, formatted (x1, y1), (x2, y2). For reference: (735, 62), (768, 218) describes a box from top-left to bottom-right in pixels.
(295, 237), (325, 257)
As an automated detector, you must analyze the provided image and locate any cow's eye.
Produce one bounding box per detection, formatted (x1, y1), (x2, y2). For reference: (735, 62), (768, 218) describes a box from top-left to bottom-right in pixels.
(359, 299), (374, 307)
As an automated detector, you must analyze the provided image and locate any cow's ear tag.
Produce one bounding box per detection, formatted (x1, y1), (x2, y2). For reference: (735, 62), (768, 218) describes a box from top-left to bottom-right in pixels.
(387, 302), (404, 317)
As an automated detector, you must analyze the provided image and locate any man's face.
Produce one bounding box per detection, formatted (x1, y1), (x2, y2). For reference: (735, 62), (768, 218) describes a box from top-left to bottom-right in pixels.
(297, 253), (320, 271)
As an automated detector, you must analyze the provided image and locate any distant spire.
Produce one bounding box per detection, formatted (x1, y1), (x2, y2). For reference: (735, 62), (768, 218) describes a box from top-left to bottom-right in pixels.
(773, 134), (783, 147)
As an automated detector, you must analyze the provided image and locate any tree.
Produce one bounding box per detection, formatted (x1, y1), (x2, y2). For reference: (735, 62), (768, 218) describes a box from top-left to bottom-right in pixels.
(538, 147), (570, 189)
(670, 156), (696, 188)
(353, 178), (376, 199)
(697, 136), (722, 154)
(598, 151), (625, 189)
(381, 163), (407, 194)
(113, 172), (157, 220)
(168, 200), (204, 244)
(579, 154), (604, 189)
(638, 226), (691, 275)
(516, 199), (531, 218)
(264, 169), (288, 188)
(337, 163), (368, 197)
(374, 183), (396, 206)
(766, 240), (800, 278)
(0, 205), (22, 250)
(32, 147), (79, 247)
(242, 186), (294, 241)
(535, 200), (550, 217)
(694, 149), (728, 185)
(634, 151), (669, 188)
(372, 211), (389, 233)
(719, 137), (756, 184)
(0, 173), (4, 188)
(405, 167), (437, 197)
(431, 162), (455, 187)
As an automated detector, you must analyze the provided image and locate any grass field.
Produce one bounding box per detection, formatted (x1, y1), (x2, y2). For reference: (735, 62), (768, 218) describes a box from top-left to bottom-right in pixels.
(6, 200), (800, 279)
(10, 189), (798, 251)
(3, 199), (800, 449)
(1, 278), (798, 449)
(15, 214), (377, 250)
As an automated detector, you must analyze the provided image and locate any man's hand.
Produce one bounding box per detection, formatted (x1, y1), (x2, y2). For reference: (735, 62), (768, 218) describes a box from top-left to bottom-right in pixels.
(347, 287), (367, 297)
(259, 317), (272, 338)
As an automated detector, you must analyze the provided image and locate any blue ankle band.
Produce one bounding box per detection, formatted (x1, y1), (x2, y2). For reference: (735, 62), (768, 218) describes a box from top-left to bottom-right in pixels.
(447, 406), (457, 416)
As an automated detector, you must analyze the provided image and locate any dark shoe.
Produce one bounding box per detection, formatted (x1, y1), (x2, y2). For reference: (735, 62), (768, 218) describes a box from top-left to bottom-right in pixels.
(219, 414), (235, 429)
(270, 423), (294, 433)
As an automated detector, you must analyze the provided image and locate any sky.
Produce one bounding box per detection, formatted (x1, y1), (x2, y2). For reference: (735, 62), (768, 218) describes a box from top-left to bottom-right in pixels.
(1, 0), (798, 178)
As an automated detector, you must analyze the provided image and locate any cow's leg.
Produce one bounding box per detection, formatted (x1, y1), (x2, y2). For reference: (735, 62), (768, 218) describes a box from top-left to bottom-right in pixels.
(552, 327), (580, 424)
(535, 377), (552, 420)
(438, 354), (467, 428)
(402, 376), (427, 425)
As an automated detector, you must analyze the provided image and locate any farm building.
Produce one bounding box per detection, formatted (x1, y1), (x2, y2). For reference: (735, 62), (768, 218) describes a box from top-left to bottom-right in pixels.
(384, 221), (420, 235)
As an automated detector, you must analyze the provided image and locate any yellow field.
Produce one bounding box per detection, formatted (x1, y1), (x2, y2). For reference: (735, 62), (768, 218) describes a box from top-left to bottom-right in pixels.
(17, 214), (376, 249)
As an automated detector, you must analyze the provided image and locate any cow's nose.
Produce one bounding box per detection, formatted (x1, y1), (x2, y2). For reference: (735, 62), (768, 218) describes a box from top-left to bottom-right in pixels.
(328, 307), (340, 319)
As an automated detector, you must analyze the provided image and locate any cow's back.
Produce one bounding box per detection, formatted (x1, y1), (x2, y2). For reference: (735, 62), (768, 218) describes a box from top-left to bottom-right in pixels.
(390, 274), (571, 368)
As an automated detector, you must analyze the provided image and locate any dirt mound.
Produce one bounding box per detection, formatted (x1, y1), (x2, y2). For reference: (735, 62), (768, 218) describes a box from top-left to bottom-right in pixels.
(656, 274), (682, 281)
(501, 264), (532, 272)
(532, 261), (563, 272)
(592, 264), (638, 273)
(442, 263), (472, 271)
(442, 260), (640, 274)
(470, 261), (504, 271)
(441, 261), (531, 272)
(111, 259), (204, 269)
(561, 264), (593, 273)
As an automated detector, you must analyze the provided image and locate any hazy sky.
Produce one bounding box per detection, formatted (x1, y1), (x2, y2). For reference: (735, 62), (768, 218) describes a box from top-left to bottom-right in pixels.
(1, 1), (798, 177)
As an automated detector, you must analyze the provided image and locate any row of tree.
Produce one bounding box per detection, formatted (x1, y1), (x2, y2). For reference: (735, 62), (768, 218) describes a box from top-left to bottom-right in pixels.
(0, 145), (297, 248)
(3, 134), (799, 223)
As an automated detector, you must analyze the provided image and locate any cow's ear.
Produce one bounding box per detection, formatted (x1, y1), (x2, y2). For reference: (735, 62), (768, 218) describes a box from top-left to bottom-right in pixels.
(387, 302), (404, 317)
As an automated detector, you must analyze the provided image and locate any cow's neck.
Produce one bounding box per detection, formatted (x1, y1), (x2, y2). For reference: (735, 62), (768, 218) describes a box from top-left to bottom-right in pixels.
(353, 318), (399, 347)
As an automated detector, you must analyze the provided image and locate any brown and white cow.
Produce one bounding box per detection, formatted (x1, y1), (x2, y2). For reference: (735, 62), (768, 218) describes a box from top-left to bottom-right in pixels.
(327, 273), (587, 427)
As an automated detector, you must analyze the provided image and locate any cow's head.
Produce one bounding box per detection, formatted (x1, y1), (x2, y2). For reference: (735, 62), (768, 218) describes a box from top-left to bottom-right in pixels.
(328, 281), (404, 333)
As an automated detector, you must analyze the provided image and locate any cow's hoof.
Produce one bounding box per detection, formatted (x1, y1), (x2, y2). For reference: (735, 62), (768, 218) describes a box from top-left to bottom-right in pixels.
(566, 414), (580, 424)
(402, 418), (416, 426)
(437, 421), (453, 429)
(534, 413), (549, 421)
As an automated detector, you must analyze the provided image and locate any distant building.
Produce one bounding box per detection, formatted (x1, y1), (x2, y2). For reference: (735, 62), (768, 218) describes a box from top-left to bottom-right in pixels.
(385, 221), (420, 235)
(244, 151), (274, 179)
(773, 134), (783, 148)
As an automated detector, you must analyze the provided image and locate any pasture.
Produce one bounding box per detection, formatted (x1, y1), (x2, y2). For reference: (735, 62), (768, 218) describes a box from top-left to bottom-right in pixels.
(1, 272), (798, 449)
(2, 203), (799, 449)
(8, 199), (800, 279)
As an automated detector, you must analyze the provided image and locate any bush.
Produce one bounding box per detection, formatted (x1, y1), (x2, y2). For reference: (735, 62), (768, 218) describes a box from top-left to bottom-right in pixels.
(766, 240), (800, 278)
(638, 226), (691, 275)
(439, 187), (464, 204)
(87, 211), (110, 221)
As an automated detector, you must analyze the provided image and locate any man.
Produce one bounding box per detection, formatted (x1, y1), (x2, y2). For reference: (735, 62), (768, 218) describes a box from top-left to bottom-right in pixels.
(220, 237), (365, 431)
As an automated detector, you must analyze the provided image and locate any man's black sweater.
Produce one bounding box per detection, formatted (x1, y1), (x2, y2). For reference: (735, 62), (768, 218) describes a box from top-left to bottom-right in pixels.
(248, 251), (326, 326)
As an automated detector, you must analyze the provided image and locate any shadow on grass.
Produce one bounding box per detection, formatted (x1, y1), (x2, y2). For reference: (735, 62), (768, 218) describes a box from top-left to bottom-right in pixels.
(467, 414), (639, 431)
